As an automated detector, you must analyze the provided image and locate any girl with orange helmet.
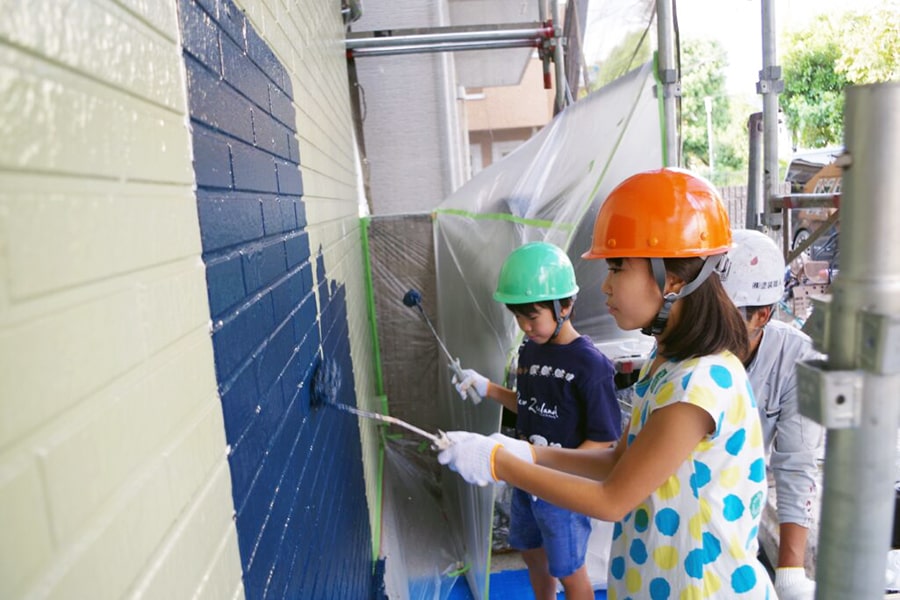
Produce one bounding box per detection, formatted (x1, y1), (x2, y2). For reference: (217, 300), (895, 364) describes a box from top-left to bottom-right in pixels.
(439, 168), (775, 599)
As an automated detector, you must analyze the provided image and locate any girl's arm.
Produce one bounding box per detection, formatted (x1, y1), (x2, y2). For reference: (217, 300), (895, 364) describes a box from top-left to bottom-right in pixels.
(495, 402), (714, 522)
(528, 429), (627, 480)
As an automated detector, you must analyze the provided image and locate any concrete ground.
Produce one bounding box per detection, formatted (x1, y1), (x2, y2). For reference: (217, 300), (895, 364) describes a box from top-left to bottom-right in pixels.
(490, 549), (526, 573)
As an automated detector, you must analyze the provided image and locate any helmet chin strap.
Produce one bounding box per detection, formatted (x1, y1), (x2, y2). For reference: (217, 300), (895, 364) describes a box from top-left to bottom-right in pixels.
(641, 255), (724, 336)
(548, 297), (575, 342)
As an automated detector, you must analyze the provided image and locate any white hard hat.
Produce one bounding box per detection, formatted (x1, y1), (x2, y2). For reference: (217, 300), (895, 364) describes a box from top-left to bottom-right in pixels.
(719, 229), (786, 307)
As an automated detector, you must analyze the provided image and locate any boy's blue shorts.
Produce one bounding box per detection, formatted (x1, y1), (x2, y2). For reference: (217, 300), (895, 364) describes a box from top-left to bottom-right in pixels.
(507, 487), (591, 578)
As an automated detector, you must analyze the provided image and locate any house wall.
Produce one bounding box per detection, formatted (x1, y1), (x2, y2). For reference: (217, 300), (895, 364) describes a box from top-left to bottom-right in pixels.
(0, 1), (380, 598)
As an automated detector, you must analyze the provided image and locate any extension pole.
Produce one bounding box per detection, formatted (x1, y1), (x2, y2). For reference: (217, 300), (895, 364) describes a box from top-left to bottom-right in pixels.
(813, 82), (900, 599)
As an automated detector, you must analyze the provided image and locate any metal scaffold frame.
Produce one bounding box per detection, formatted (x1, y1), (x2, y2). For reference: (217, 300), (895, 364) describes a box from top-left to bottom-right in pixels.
(345, 0), (569, 110)
(797, 82), (900, 599)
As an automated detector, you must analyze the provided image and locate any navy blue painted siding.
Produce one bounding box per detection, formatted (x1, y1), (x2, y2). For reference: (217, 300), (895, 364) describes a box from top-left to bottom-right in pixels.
(177, 1), (373, 597)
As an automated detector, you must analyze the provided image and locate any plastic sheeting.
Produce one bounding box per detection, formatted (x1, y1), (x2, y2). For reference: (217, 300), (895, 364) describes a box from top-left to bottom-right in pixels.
(432, 60), (663, 599)
(370, 60), (664, 600)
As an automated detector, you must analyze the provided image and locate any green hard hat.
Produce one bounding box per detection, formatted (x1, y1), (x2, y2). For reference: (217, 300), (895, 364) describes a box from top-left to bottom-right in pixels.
(493, 242), (579, 304)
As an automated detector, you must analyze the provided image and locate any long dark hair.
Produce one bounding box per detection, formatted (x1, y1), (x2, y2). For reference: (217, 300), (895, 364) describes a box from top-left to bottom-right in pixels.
(658, 256), (748, 361)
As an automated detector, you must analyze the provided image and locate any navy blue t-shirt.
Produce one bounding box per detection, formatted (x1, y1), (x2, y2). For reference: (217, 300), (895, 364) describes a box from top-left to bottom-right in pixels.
(514, 335), (621, 449)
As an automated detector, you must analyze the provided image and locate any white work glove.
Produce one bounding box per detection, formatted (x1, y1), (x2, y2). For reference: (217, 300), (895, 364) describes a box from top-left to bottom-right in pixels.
(489, 433), (535, 464)
(437, 431), (501, 486)
(452, 369), (489, 400)
(774, 567), (815, 600)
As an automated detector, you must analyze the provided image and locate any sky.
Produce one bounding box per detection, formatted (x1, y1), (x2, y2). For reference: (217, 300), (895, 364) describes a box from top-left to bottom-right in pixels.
(584, 0), (891, 97)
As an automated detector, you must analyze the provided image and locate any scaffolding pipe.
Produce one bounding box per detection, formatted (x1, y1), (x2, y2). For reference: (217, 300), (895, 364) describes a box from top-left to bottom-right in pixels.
(812, 82), (900, 599)
(746, 112), (764, 229)
(655, 0), (679, 167)
(348, 39), (542, 58)
(759, 0), (785, 243)
(551, 0), (567, 109)
(345, 25), (551, 49)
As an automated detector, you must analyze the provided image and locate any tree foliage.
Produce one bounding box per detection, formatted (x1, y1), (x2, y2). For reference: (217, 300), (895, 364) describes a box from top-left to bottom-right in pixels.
(679, 38), (746, 185)
(584, 29), (652, 93)
(780, 18), (849, 148)
(780, 3), (899, 148)
(835, 7), (900, 83)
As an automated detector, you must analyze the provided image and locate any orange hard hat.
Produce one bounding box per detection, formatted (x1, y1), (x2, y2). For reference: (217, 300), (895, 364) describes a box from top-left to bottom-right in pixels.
(582, 168), (732, 260)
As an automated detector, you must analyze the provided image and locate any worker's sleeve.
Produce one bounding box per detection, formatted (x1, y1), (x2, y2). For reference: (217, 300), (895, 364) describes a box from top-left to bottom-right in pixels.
(768, 344), (825, 527)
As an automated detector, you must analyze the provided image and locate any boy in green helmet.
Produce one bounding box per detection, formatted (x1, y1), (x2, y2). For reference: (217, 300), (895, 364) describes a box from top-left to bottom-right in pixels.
(454, 241), (622, 600)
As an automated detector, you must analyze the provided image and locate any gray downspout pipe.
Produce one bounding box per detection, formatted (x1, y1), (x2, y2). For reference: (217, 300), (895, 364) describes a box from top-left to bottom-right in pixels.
(801, 83), (900, 599)
(656, 0), (679, 167)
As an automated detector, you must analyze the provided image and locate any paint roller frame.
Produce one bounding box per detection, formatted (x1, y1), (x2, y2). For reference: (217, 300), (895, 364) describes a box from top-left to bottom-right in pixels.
(401, 289), (482, 405)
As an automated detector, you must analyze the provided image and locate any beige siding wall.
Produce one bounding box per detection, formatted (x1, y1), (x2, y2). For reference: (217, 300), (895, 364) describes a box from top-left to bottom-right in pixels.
(0, 1), (376, 598)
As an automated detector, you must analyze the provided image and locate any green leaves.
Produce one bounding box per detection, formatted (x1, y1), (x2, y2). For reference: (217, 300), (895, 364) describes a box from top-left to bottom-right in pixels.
(780, 4), (899, 148)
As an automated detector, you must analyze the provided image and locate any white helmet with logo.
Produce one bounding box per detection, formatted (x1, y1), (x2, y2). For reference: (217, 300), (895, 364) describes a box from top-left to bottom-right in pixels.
(719, 229), (786, 307)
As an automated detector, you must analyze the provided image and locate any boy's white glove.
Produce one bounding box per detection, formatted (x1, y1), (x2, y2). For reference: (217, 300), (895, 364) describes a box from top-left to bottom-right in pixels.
(774, 567), (815, 600)
(489, 433), (535, 464)
(437, 431), (501, 486)
(452, 369), (489, 400)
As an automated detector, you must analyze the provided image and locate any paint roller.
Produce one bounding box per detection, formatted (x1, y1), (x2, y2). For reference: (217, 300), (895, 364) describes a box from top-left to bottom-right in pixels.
(312, 355), (450, 450)
(401, 289), (482, 405)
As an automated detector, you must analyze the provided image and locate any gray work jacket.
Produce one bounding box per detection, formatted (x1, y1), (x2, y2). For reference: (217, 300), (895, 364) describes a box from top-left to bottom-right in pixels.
(745, 319), (824, 526)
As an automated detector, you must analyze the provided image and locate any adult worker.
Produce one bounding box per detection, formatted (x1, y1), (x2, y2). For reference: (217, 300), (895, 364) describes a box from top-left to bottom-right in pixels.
(719, 228), (825, 600)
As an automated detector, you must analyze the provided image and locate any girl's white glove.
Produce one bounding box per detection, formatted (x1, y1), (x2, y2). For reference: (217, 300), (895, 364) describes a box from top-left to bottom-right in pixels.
(489, 433), (535, 464)
(437, 431), (501, 486)
(452, 369), (489, 400)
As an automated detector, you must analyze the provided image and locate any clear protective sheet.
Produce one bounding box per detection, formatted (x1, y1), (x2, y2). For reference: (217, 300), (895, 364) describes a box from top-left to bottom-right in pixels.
(432, 61), (664, 598)
(380, 437), (467, 600)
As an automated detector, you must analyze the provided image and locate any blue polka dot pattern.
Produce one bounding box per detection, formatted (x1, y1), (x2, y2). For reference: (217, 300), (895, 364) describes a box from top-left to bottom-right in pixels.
(611, 556), (626, 579)
(634, 508), (650, 532)
(630, 539), (648, 564)
(750, 491), (764, 519)
(691, 461), (711, 490)
(723, 494), (745, 521)
(649, 577), (671, 599)
(749, 458), (766, 482)
(725, 429), (746, 455)
(731, 565), (758, 593)
(684, 549), (705, 578)
(607, 351), (772, 598)
(655, 508), (679, 536)
(746, 525), (759, 549)
(709, 364), (733, 388)
(702, 532), (722, 563)
(635, 378), (651, 397)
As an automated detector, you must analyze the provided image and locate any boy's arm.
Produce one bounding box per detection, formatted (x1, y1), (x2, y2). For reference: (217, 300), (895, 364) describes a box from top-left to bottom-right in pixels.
(485, 381), (519, 413)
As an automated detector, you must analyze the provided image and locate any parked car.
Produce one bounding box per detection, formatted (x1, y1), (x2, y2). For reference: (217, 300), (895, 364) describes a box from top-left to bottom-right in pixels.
(785, 151), (842, 249)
